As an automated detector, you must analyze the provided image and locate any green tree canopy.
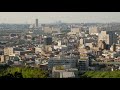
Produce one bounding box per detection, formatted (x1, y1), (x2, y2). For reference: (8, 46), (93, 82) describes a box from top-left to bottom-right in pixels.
(81, 71), (120, 78)
(0, 67), (48, 78)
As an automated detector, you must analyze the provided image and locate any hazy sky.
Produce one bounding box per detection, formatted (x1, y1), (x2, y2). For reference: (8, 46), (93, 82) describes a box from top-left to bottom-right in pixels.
(0, 12), (120, 24)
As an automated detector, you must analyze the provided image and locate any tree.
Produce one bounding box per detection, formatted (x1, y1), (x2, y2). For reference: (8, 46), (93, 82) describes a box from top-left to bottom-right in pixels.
(0, 67), (48, 78)
(81, 71), (120, 78)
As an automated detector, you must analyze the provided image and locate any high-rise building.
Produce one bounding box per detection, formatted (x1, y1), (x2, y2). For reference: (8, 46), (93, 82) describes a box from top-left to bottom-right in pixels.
(98, 31), (117, 45)
(78, 58), (89, 72)
(98, 40), (106, 50)
(58, 40), (61, 46)
(44, 36), (52, 45)
(110, 43), (116, 52)
(35, 19), (38, 28)
(80, 38), (84, 45)
(0, 55), (5, 63)
(4, 47), (13, 56)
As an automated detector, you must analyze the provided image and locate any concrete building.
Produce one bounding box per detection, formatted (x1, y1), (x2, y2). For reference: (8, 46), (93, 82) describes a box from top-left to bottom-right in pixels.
(78, 57), (89, 72)
(4, 47), (13, 56)
(26, 35), (32, 41)
(44, 36), (52, 45)
(52, 66), (78, 78)
(0, 55), (5, 63)
(71, 27), (81, 34)
(35, 47), (42, 54)
(44, 45), (52, 52)
(110, 44), (116, 52)
(48, 57), (78, 70)
(98, 31), (117, 45)
(80, 38), (84, 45)
(85, 43), (94, 49)
(43, 26), (52, 33)
(52, 27), (61, 33)
(58, 40), (62, 46)
(98, 40), (106, 50)
(89, 26), (99, 35)
(35, 19), (38, 28)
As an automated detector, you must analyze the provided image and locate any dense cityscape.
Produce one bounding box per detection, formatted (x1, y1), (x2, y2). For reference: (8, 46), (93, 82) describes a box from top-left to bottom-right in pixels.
(1, 17), (120, 78)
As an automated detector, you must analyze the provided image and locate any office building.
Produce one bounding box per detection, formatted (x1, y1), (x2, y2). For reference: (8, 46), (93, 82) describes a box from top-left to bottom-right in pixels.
(4, 47), (13, 56)
(0, 55), (5, 62)
(58, 40), (62, 46)
(52, 66), (77, 78)
(78, 57), (89, 72)
(98, 31), (117, 45)
(35, 19), (38, 28)
(43, 26), (52, 33)
(89, 26), (99, 35)
(48, 57), (78, 70)
(52, 27), (61, 33)
(80, 38), (84, 45)
(71, 27), (81, 34)
(98, 40), (106, 50)
(35, 47), (42, 54)
(110, 43), (116, 52)
(44, 36), (52, 45)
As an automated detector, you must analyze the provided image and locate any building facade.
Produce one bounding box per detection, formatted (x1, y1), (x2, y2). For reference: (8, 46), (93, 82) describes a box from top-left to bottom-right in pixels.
(98, 31), (117, 45)
(48, 57), (78, 70)
(4, 47), (13, 56)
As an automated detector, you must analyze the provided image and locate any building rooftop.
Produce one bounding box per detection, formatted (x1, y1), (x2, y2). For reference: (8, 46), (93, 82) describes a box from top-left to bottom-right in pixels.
(61, 72), (75, 78)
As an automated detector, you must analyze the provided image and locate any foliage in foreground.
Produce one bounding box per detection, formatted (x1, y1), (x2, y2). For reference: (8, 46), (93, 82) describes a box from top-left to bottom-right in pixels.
(0, 66), (48, 78)
(81, 71), (120, 78)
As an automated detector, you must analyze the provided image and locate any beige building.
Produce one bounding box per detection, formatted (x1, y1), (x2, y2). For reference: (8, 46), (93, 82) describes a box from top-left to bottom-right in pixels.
(43, 26), (52, 33)
(44, 45), (52, 52)
(0, 55), (5, 63)
(80, 38), (84, 45)
(52, 66), (77, 78)
(98, 31), (117, 45)
(71, 27), (81, 34)
(110, 44), (116, 52)
(89, 26), (99, 35)
(98, 40), (106, 50)
(52, 27), (60, 33)
(57, 40), (62, 46)
(4, 47), (14, 56)
(35, 47), (42, 54)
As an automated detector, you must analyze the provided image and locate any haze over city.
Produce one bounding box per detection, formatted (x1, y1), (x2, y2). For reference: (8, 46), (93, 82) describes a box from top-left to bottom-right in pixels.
(0, 12), (120, 24)
(1, 12), (120, 78)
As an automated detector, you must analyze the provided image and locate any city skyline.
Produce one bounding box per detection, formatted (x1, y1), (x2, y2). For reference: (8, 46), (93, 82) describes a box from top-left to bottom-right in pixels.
(0, 12), (120, 24)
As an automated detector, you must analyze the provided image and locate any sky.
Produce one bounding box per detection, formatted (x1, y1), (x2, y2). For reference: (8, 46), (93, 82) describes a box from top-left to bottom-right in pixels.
(0, 12), (120, 24)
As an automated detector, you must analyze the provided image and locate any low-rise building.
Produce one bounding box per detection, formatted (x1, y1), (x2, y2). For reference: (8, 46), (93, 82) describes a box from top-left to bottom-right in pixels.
(52, 66), (78, 78)
(48, 56), (78, 70)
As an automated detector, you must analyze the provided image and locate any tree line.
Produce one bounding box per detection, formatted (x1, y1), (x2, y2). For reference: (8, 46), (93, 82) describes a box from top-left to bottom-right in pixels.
(0, 66), (48, 78)
(81, 71), (120, 78)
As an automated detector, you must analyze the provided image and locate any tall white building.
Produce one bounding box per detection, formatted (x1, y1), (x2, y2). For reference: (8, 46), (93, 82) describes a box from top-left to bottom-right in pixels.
(58, 40), (62, 46)
(80, 38), (84, 45)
